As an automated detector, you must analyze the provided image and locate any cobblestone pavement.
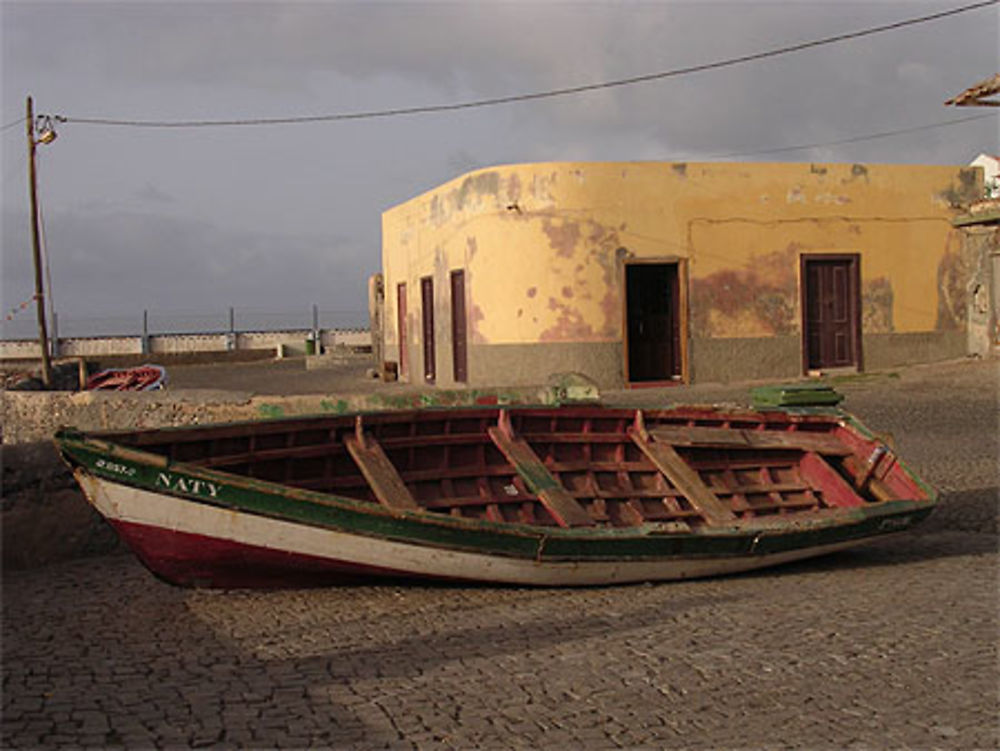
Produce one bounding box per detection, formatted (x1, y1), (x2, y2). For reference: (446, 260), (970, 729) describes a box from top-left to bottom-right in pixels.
(3, 359), (998, 749)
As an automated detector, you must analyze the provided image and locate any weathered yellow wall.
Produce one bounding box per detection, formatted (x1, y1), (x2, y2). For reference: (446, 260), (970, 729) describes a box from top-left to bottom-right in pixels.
(382, 161), (977, 384)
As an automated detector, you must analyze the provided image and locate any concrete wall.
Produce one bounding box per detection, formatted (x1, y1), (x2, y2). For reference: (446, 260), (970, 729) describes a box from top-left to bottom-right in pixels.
(955, 222), (1000, 356)
(382, 160), (980, 387)
(0, 328), (371, 361)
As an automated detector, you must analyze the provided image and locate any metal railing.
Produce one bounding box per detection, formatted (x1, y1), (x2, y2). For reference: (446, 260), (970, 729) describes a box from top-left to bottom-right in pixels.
(1, 306), (369, 342)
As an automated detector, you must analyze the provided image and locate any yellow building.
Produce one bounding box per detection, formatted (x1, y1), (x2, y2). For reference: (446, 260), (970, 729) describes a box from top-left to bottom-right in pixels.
(380, 160), (980, 388)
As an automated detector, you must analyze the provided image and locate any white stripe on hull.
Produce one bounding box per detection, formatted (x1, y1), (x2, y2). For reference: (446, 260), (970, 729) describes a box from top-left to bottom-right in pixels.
(78, 472), (871, 586)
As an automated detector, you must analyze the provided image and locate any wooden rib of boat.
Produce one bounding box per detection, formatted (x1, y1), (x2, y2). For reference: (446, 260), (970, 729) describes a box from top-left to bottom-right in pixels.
(55, 402), (937, 588)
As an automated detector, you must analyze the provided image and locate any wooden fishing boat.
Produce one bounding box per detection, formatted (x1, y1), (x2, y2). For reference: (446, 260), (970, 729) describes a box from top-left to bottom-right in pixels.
(55, 402), (936, 588)
(86, 364), (166, 391)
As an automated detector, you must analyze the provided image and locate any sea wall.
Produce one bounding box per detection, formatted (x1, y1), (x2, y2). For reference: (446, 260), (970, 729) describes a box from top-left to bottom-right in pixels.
(0, 328), (371, 361)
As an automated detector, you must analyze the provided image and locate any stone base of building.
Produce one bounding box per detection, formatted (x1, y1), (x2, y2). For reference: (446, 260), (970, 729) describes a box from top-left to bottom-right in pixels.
(862, 331), (966, 371)
(689, 337), (801, 384)
(392, 330), (969, 390)
(467, 342), (622, 389)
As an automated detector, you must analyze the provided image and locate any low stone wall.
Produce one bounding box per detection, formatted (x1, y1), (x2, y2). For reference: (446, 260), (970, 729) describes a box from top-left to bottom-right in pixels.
(61, 337), (142, 357)
(2, 390), (278, 569)
(0, 328), (372, 361)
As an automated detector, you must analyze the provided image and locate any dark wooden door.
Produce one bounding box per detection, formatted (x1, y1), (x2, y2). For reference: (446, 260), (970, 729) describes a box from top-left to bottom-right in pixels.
(450, 270), (468, 383)
(625, 263), (681, 382)
(396, 283), (407, 378)
(420, 276), (435, 383)
(802, 256), (860, 370)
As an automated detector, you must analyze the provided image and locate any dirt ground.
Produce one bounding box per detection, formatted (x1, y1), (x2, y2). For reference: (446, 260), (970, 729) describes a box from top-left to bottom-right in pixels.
(159, 350), (990, 409)
(163, 355), (391, 396)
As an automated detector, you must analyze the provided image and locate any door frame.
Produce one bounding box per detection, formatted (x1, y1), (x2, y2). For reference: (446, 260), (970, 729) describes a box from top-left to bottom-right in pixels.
(396, 282), (407, 380)
(420, 276), (436, 383)
(622, 257), (689, 387)
(450, 269), (468, 383)
(799, 253), (862, 374)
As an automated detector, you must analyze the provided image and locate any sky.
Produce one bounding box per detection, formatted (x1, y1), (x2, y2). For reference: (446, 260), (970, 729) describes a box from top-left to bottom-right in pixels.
(1, 0), (998, 337)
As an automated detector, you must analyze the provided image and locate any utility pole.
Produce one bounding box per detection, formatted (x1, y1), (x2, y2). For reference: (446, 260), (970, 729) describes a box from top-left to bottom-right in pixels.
(26, 95), (53, 388)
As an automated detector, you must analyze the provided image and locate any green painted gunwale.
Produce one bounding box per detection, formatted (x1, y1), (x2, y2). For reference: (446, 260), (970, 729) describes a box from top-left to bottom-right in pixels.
(55, 405), (937, 564)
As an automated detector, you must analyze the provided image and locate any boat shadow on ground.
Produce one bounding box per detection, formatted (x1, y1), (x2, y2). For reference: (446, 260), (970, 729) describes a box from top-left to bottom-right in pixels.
(4, 487), (994, 748)
(287, 590), (749, 678)
(152, 586), (751, 745)
(180, 488), (999, 683)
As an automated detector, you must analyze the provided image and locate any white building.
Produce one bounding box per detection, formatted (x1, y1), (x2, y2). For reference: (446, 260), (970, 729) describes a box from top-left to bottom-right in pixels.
(971, 154), (1000, 198)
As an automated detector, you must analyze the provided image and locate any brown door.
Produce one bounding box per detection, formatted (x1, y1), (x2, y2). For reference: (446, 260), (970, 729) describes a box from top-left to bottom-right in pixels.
(396, 283), (407, 378)
(450, 270), (468, 382)
(625, 263), (681, 382)
(802, 255), (861, 370)
(420, 276), (435, 383)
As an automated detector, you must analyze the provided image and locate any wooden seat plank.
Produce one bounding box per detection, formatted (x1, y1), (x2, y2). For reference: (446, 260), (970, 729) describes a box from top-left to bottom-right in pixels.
(647, 425), (850, 455)
(628, 427), (738, 526)
(343, 433), (421, 512)
(487, 424), (594, 528)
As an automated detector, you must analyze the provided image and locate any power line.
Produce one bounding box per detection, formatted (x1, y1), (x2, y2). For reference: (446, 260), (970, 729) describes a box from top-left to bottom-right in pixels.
(700, 112), (997, 160)
(58, 0), (997, 129)
(1, 117), (26, 133)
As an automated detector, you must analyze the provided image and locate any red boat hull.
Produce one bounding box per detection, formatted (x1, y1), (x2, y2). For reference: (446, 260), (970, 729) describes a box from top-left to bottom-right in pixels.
(111, 519), (437, 588)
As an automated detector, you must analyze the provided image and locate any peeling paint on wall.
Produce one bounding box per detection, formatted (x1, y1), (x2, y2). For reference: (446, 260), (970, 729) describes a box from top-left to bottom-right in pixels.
(787, 186), (806, 204)
(815, 193), (851, 205)
(530, 173), (556, 203)
(470, 304), (487, 344)
(692, 245), (798, 337)
(506, 173), (522, 204)
(542, 219), (582, 258)
(540, 297), (597, 342)
(590, 228), (626, 339)
(429, 195), (442, 226)
(597, 247), (629, 337)
(426, 171), (506, 227)
(455, 171), (500, 211)
(936, 230), (975, 330)
(938, 168), (983, 208)
(849, 164), (869, 182)
(862, 277), (894, 333)
(535, 217), (625, 341)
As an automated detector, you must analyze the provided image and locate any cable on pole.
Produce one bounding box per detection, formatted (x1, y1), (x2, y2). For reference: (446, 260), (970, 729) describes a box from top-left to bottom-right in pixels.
(1, 117), (27, 133)
(53, 0), (998, 130)
(700, 112), (998, 160)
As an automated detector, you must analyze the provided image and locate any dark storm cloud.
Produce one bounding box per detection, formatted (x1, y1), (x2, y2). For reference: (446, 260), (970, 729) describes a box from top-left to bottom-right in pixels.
(1, 206), (370, 318)
(8, 2), (995, 140)
(2, 1), (997, 325)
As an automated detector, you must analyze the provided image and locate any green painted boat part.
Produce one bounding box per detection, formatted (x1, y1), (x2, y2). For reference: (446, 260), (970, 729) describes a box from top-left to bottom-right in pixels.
(750, 383), (844, 408)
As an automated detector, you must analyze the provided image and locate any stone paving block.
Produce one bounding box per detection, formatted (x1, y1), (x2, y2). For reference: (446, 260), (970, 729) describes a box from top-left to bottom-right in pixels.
(2, 361), (999, 750)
